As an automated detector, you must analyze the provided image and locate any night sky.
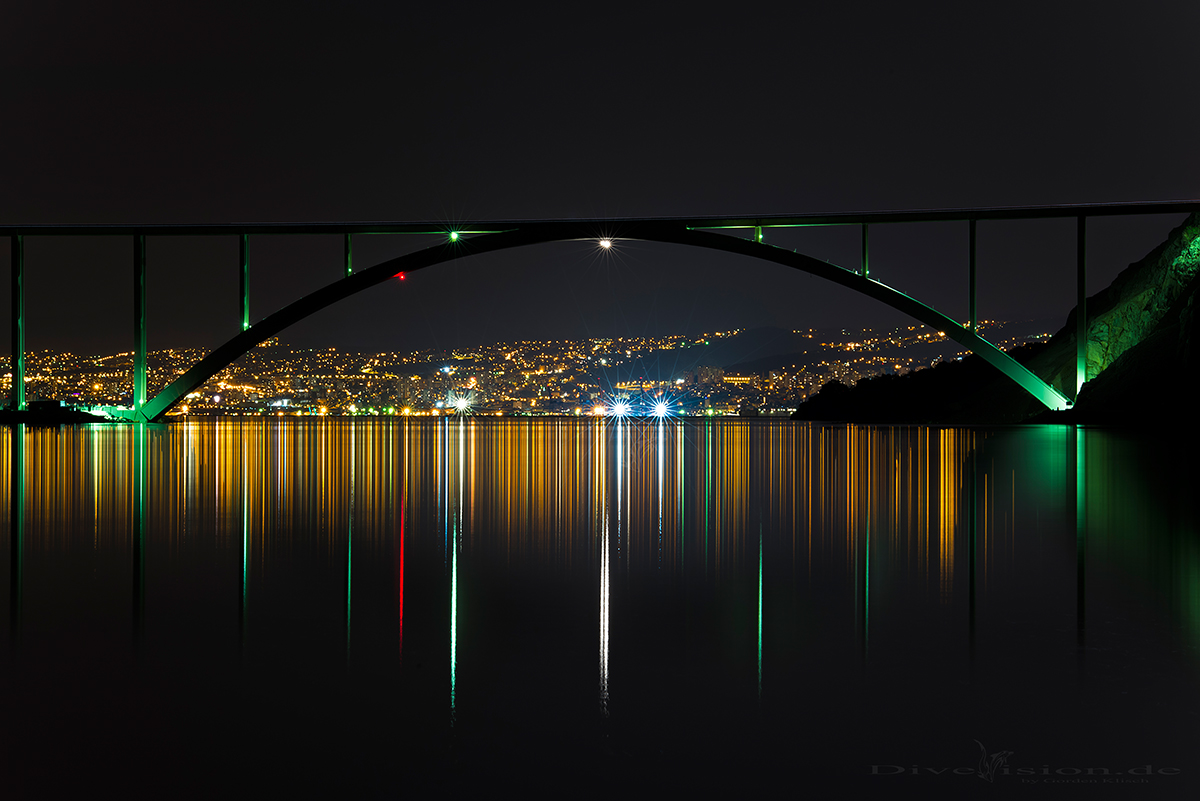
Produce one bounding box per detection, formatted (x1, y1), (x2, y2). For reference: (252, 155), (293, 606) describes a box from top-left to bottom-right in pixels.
(3, 1), (1198, 356)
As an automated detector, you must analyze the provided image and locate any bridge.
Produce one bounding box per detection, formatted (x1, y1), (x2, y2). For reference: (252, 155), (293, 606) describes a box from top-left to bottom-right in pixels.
(6, 200), (1198, 422)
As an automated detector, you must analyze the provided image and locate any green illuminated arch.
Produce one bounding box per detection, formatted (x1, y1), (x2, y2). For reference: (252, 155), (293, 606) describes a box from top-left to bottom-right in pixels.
(140, 222), (1071, 421)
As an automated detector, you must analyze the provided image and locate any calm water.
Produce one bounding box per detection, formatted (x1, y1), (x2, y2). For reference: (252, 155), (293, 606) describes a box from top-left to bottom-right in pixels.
(1, 419), (1197, 799)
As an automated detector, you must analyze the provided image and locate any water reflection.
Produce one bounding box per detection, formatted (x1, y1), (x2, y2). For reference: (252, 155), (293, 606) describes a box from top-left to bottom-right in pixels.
(132, 424), (146, 647)
(8, 423), (22, 645)
(599, 420), (611, 718)
(346, 422), (354, 663)
(449, 418), (463, 723)
(240, 434), (248, 652)
(1, 419), (1197, 793)
(2, 422), (1197, 648)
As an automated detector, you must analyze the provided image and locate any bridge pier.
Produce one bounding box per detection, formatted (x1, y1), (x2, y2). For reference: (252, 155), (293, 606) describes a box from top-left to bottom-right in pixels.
(1076, 217), (1087, 399)
(861, 224), (869, 279)
(10, 235), (24, 411)
(133, 235), (147, 414)
(968, 219), (977, 332)
(240, 234), (250, 331)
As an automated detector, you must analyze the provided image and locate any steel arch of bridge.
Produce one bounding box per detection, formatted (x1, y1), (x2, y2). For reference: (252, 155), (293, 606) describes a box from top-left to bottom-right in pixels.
(126, 220), (1073, 422)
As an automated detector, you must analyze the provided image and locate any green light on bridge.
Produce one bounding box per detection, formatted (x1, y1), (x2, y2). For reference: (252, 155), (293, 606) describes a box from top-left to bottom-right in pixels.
(449, 231), (459, 242)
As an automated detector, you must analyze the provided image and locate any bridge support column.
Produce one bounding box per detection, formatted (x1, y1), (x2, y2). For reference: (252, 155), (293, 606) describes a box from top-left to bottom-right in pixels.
(10, 235), (24, 411)
(968, 220), (977, 332)
(1076, 217), (1087, 399)
(134, 234), (146, 414)
(240, 234), (250, 331)
(344, 234), (353, 277)
(861, 224), (869, 279)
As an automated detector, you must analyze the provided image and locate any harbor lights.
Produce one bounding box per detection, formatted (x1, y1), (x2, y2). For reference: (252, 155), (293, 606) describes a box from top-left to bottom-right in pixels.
(609, 401), (631, 418)
(653, 401), (669, 417)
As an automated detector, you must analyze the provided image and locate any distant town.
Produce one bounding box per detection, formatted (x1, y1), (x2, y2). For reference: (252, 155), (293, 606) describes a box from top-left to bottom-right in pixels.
(5, 321), (1049, 417)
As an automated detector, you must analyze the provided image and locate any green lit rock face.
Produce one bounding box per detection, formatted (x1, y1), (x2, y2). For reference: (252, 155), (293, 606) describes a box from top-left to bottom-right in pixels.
(1083, 214), (1200, 380)
(1027, 212), (1200, 403)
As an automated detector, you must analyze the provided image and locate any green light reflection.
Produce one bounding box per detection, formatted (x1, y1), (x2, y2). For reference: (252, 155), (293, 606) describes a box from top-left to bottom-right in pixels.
(757, 528), (763, 699)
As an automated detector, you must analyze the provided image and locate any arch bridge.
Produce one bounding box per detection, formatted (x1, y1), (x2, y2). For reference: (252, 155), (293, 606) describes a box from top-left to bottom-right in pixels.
(7, 201), (1197, 422)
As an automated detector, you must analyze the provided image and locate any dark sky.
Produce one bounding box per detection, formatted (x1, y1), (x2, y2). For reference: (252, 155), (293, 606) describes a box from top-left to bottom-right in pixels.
(2, 1), (1198, 356)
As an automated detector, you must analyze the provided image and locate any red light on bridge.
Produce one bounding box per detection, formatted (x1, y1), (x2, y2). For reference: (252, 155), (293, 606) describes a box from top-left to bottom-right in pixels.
(395, 272), (406, 281)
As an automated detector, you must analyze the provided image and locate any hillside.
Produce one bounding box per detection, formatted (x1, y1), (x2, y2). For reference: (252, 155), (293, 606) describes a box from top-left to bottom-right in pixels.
(794, 212), (1200, 424)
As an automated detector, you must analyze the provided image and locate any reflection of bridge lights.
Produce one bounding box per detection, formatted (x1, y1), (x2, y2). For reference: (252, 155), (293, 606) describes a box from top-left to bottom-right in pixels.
(598, 239), (612, 249)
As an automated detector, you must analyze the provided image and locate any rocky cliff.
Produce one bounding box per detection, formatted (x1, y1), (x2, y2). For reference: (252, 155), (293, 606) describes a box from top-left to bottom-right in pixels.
(793, 210), (1200, 424)
(1031, 212), (1200, 397)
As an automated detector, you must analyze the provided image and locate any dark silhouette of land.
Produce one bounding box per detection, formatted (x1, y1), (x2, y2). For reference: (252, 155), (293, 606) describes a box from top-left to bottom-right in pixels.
(795, 212), (1200, 425)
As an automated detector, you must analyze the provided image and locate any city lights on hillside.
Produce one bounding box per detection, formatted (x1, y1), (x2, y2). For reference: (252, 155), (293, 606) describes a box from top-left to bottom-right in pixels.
(21, 320), (1007, 419)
